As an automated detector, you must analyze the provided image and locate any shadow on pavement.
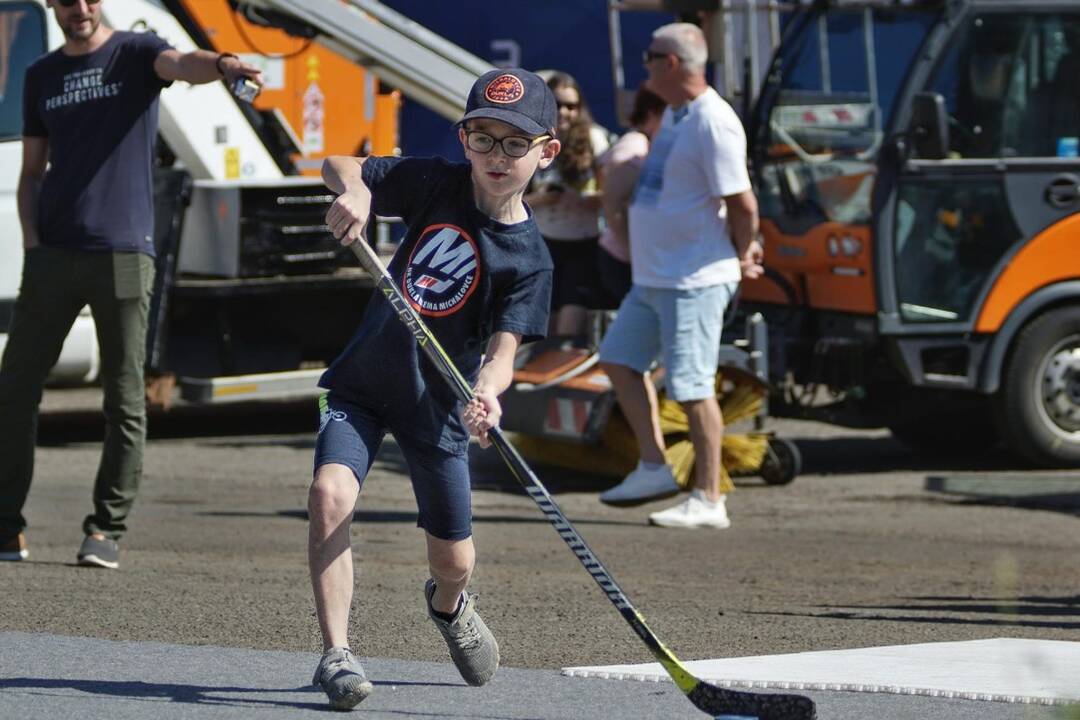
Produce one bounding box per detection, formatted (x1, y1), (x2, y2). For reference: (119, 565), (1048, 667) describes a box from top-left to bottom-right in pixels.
(924, 475), (1080, 517)
(746, 593), (1080, 631)
(0, 677), (525, 717)
(819, 595), (1080, 618)
(747, 610), (1080, 631)
(0, 677), (325, 711)
(792, 435), (1025, 475)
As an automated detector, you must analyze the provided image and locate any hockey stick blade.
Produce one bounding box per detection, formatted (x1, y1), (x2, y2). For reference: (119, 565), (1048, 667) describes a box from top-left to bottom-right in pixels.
(688, 681), (816, 719)
(348, 239), (816, 719)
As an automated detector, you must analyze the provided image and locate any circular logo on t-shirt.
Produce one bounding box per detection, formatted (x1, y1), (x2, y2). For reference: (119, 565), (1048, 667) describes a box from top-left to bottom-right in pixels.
(404, 224), (481, 317)
(484, 74), (525, 104)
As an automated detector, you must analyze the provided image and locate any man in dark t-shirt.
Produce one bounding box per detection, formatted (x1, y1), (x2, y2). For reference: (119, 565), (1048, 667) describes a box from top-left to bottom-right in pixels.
(0, 0), (263, 570)
(308, 69), (558, 710)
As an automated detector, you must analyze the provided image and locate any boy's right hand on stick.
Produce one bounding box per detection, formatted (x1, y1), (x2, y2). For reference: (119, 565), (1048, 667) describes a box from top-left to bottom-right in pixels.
(326, 191), (369, 246)
(463, 392), (501, 449)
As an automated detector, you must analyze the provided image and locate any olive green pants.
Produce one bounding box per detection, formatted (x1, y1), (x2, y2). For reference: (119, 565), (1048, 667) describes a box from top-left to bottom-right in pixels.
(0, 247), (155, 542)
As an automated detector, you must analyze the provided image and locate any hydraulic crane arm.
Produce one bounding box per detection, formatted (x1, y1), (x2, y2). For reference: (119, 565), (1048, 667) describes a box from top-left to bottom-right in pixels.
(234, 0), (495, 121)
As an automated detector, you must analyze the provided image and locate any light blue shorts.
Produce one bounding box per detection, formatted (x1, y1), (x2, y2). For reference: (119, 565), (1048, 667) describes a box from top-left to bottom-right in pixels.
(598, 282), (737, 402)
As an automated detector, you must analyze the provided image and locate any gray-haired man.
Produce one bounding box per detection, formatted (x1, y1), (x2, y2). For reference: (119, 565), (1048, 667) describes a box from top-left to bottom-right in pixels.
(598, 22), (763, 528)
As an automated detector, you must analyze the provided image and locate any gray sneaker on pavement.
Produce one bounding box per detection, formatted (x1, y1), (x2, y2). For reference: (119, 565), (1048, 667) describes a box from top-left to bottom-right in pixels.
(312, 646), (373, 711)
(77, 534), (119, 569)
(425, 579), (499, 686)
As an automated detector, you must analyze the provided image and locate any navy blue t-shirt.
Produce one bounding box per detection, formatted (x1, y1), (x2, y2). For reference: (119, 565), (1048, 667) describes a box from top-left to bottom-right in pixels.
(22, 31), (173, 255)
(319, 156), (553, 452)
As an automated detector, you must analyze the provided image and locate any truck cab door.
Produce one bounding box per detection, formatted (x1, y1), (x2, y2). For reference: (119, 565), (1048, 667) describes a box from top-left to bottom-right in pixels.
(877, 7), (1080, 386)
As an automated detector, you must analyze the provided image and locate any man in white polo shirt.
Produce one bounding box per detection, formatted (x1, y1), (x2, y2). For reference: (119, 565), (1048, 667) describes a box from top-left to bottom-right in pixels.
(597, 21), (762, 528)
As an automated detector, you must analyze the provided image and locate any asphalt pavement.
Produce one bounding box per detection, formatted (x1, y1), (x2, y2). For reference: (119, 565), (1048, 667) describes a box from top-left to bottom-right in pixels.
(1, 390), (1077, 719)
(0, 632), (1070, 719)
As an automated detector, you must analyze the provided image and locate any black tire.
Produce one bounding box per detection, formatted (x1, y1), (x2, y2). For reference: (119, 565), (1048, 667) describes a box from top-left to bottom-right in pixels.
(994, 305), (1080, 467)
(760, 437), (801, 485)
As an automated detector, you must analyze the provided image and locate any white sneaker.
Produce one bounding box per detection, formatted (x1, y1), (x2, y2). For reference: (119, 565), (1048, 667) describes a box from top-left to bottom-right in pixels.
(599, 462), (680, 506)
(648, 490), (730, 529)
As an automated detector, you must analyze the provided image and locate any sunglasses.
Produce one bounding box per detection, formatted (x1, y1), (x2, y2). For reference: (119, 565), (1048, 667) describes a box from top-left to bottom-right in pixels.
(56, 0), (101, 6)
(557, 101), (580, 111)
(643, 49), (670, 64)
(465, 130), (550, 158)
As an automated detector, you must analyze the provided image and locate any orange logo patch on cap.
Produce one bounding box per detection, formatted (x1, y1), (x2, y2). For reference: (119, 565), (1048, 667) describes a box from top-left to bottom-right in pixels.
(484, 74), (524, 104)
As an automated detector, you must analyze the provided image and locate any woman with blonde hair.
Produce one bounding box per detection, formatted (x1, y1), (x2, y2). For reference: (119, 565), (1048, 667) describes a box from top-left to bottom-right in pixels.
(526, 71), (610, 336)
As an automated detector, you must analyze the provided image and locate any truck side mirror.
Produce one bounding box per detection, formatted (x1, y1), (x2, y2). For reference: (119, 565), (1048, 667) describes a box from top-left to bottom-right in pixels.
(909, 92), (950, 160)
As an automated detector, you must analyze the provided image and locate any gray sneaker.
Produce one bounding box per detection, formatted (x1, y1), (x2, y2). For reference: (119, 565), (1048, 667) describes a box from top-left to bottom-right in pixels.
(77, 535), (119, 569)
(312, 647), (373, 711)
(424, 579), (499, 686)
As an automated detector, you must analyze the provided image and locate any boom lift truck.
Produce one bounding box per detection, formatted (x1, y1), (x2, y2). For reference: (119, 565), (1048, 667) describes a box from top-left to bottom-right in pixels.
(0, 0), (493, 405)
(648, 0), (1080, 467)
(164, 0), (403, 174)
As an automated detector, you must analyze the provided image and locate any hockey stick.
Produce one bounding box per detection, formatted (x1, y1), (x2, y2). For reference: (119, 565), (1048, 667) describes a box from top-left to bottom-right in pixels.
(349, 239), (816, 720)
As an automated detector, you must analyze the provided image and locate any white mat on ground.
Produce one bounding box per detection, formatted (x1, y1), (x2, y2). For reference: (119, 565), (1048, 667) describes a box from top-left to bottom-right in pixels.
(562, 638), (1080, 705)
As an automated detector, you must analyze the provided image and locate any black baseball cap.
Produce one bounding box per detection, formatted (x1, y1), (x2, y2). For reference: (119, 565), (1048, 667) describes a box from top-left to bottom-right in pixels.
(460, 68), (557, 137)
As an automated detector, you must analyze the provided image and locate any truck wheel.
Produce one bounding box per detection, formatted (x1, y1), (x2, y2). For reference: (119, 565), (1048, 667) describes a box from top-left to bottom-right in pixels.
(760, 437), (801, 485)
(995, 305), (1080, 467)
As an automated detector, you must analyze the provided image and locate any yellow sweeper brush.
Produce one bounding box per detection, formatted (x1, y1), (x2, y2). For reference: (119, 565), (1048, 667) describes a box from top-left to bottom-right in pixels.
(512, 368), (770, 489)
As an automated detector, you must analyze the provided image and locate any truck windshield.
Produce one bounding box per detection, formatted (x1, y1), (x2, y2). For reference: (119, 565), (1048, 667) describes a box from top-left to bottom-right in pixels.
(752, 5), (936, 231)
(0, 2), (46, 141)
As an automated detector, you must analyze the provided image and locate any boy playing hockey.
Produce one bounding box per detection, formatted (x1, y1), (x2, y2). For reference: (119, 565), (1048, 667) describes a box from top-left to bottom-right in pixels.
(309, 68), (560, 710)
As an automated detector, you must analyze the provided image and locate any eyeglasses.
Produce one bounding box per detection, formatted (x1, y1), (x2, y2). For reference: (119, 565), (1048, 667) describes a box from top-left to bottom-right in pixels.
(465, 130), (550, 158)
(642, 49), (670, 65)
(56, 0), (101, 7)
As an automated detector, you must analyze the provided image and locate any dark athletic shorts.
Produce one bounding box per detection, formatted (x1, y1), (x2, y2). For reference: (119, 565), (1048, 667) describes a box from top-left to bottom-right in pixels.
(313, 393), (472, 541)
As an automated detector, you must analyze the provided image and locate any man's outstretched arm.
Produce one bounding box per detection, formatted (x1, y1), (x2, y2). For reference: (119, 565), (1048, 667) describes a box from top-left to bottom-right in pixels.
(153, 49), (263, 89)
